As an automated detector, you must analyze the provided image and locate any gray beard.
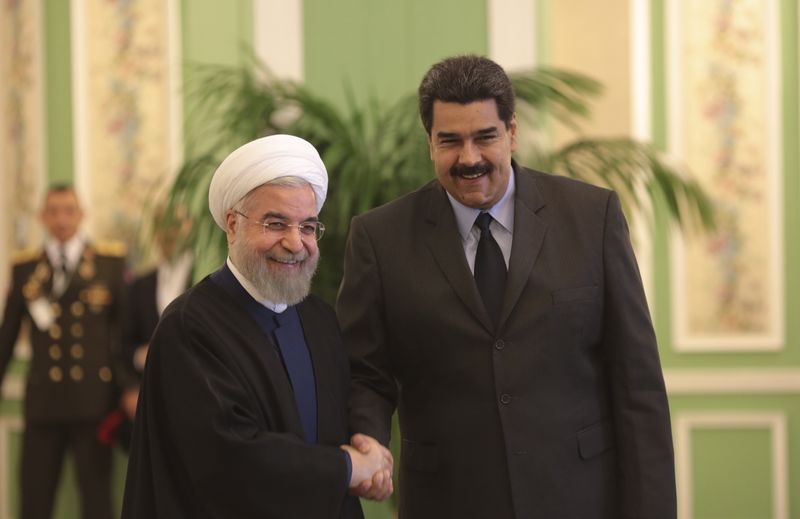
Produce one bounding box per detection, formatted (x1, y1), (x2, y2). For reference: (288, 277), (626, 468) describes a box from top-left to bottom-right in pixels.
(232, 240), (319, 306)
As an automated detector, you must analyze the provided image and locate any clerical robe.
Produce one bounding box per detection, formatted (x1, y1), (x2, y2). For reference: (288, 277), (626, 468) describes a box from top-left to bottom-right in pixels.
(121, 273), (362, 519)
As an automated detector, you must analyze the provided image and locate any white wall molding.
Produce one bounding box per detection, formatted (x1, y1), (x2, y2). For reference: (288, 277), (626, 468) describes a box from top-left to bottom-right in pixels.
(487, 0), (537, 71)
(0, 374), (24, 402)
(70, 0), (90, 219)
(254, 0), (304, 81)
(0, 416), (23, 519)
(629, 0), (654, 316)
(665, 368), (800, 394)
(167, 0), (183, 176)
(675, 411), (788, 519)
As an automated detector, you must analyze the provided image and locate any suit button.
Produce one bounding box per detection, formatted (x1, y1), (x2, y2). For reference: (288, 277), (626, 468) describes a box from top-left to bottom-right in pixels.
(494, 340), (505, 350)
(70, 344), (85, 359)
(49, 366), (63, 382)
(49, 345), (62, 360)
(500, 393), (512, 405)
(70, 323), (84, 338)
(70, 365), (84, 381)
(71, 301), (85, 317)
(49, 325), (62, 340)
(98, 366), (113, 382)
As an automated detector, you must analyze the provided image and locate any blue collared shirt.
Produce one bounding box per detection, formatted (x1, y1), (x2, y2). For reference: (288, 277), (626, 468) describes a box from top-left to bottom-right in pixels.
(445, 167), (515, 272)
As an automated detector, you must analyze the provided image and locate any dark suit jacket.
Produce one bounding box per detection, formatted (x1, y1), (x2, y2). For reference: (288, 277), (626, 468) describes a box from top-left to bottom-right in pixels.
(122, 271), (363, 519)
(337, 165), (676, 518)
(0, 243), (126, 423)
(122, 270), (159, 371)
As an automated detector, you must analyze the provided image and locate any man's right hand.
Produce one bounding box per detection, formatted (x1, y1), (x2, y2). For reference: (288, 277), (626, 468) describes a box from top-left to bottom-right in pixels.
(340, 433), (393, 501)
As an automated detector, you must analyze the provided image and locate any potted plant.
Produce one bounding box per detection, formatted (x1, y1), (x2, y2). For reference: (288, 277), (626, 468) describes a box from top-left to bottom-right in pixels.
(163, 56), (712, 304)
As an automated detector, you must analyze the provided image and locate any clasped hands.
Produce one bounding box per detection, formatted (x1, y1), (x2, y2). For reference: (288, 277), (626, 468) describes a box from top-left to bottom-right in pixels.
(340, 433), (393, 501)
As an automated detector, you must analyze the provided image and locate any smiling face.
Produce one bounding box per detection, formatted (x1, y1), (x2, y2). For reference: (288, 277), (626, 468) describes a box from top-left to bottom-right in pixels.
(428, 99), (517, 209)
(226, 183), (319, 305)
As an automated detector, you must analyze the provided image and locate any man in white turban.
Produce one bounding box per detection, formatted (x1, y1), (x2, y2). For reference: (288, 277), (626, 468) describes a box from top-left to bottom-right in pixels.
(122, 135), (393, 519)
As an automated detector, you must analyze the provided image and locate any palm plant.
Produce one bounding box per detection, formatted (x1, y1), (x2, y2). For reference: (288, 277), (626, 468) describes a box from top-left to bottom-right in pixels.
(166, 56), (714, 304)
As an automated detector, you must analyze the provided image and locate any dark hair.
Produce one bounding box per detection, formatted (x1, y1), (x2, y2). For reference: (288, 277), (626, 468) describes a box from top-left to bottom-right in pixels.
(418, 55), (515, 135)
(47, 183), (75, 194)
(43, 183), (80, 206)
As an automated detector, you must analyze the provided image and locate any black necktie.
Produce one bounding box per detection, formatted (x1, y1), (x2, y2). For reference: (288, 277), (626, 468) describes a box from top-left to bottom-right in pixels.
(52, 246), (69, 297)
(474, 212), (506, 326)
(59, 246), (68, 276)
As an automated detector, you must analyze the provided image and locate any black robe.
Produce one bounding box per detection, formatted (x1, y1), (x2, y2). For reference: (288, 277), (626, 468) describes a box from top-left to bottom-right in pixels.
(122, 272), (363, 519)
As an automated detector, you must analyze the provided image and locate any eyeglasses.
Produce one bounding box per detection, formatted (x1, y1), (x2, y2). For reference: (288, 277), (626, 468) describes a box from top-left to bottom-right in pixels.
(234, 211), (326, 241)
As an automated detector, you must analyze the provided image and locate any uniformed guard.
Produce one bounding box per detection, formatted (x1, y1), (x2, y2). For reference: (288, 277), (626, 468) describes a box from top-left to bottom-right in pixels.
(0, 184), (132, 519)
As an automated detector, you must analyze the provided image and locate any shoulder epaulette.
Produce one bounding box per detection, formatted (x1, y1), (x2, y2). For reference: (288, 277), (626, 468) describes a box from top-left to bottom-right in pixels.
(12, 247), (42, 264)
(93, 240), (127, 257)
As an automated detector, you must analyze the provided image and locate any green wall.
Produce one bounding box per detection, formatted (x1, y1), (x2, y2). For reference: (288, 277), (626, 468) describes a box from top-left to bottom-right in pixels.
(304, 0), (487, 108)
(43, 0), (74, 185)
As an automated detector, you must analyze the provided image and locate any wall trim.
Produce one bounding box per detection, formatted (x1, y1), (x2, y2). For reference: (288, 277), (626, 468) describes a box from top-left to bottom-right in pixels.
(254, 0), (304, 81)
(70, 0), (89, 221)
(665, 368), (800, 394)
(487, 0), (537, 71)
(0, 375), (23, 402)
(667, 0), (785, 352)
(0, 416), (23, 519)
(629, 0), (654, 315)
(167, 0), (183, 176)
(674, 411), (788, 519)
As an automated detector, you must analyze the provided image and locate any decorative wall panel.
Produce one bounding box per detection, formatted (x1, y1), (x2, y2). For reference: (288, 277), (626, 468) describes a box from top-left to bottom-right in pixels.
(668, 0), (783, 351)
(72, 0), (180, 265)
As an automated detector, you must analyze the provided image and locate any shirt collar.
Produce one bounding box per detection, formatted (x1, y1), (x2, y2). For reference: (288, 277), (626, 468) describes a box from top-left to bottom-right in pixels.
(446, 166), (516, 240)
(45, 232), (86, 268)
(226, 257), (288, 314)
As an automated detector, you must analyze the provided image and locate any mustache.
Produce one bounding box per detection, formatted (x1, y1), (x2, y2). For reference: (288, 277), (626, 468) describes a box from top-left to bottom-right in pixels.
(265, 250), (310, 263)
(450, 162), (492, 178)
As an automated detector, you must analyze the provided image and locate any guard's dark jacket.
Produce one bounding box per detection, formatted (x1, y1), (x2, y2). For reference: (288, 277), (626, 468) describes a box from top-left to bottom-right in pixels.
(0, 243), (126, 422)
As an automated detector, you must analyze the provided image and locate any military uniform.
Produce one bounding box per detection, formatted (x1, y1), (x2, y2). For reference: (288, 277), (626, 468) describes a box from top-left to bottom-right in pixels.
(0, 241), (126, 519)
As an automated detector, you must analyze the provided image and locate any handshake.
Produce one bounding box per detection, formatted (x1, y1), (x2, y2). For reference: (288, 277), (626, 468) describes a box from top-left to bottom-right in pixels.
(340, 433), (394, 501)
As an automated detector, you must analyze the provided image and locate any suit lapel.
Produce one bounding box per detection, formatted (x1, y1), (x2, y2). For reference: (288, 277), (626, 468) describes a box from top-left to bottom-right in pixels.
(499, 167), (547, 328)
(422, 184), (494, 333)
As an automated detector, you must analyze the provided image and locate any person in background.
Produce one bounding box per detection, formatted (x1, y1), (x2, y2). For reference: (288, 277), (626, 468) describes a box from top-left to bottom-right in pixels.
(0, 184), (130, 519)
(337, 55), (677, 518)
(122, 134), (393, 519)
(120, 203), (193, 421)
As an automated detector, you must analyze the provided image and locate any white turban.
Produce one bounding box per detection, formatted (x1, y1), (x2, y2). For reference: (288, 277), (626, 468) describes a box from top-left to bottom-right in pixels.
(208, 134), (328, 229)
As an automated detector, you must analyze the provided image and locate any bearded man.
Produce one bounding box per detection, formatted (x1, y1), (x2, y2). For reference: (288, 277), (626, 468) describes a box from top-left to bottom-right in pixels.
(121, 135), (392, 519)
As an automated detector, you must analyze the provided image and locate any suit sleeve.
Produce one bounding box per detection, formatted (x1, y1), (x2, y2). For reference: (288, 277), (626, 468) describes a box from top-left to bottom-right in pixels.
(125, 306), (351, 519)
(602, 192), (677, 518)
(0, 265), (26, 385)
(108, 257), (138, 390)
(336, 216), (397, 446)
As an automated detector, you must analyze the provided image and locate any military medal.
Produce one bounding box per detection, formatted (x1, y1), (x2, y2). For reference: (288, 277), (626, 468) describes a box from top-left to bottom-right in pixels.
(79, 261), (95, 280)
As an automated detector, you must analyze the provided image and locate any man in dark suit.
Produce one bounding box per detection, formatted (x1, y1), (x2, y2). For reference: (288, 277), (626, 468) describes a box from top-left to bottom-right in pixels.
(337, 55), (677, 518)
(122, 134), (392, 518)
(0, 185), (129, 519)
(120, 204), (193, 421)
